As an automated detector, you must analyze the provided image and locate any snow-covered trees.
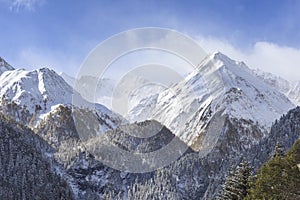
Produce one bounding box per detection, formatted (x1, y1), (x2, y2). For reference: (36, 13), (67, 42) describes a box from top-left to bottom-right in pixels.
(0, 113), (74, 199)
(218, 159), (253, 200)
(126, 169), (179, 200)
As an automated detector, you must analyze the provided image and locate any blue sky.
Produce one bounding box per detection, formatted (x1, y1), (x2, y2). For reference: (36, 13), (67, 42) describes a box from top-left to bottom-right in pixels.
(1, 0), (300, 80)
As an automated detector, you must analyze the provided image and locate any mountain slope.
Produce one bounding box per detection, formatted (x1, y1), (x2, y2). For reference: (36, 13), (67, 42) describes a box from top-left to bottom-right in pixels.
(0, 113), (74, 199)
(254, 68), (300, 106)
(60, 73), (116, 109)
(60, 72), (76, 87)
(112, 75), (165, 119)
(120, 108), (300, 200)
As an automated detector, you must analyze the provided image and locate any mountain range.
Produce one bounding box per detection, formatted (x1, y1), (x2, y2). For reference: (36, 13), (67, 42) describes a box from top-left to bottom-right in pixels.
(0, 52), (299, 199)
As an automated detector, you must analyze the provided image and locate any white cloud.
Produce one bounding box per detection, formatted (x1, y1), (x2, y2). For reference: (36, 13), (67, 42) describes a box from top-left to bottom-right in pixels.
(197, 35), (300, 81)
(7, 0), (45, 12)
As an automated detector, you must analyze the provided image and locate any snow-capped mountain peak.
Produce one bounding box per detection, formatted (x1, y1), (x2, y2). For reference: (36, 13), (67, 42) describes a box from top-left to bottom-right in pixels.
(0, 67), (73, 113)
(196, 51), (249, 71)
(0, 66), (126, 135)
(129, 52), (295, 148)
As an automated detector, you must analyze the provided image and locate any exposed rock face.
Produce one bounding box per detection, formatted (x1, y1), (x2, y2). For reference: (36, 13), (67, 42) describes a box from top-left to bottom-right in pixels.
(47, 118), (192, 199)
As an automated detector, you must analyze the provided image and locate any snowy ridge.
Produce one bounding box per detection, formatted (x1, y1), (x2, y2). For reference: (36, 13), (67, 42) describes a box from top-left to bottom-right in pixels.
(0, 68), (73, 113)
(0, 67), (126, 133)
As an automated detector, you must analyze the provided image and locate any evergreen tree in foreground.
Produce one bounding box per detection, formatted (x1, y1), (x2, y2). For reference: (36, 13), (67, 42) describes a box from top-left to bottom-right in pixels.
(218, 159), (253, 200)
(247, 139), (300, 199)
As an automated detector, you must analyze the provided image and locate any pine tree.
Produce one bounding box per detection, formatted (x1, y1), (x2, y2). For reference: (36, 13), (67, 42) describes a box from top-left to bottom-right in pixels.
(218, 167), (239, 200)
(218, 159), (253, 200)
(235, 160), (253, 198)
